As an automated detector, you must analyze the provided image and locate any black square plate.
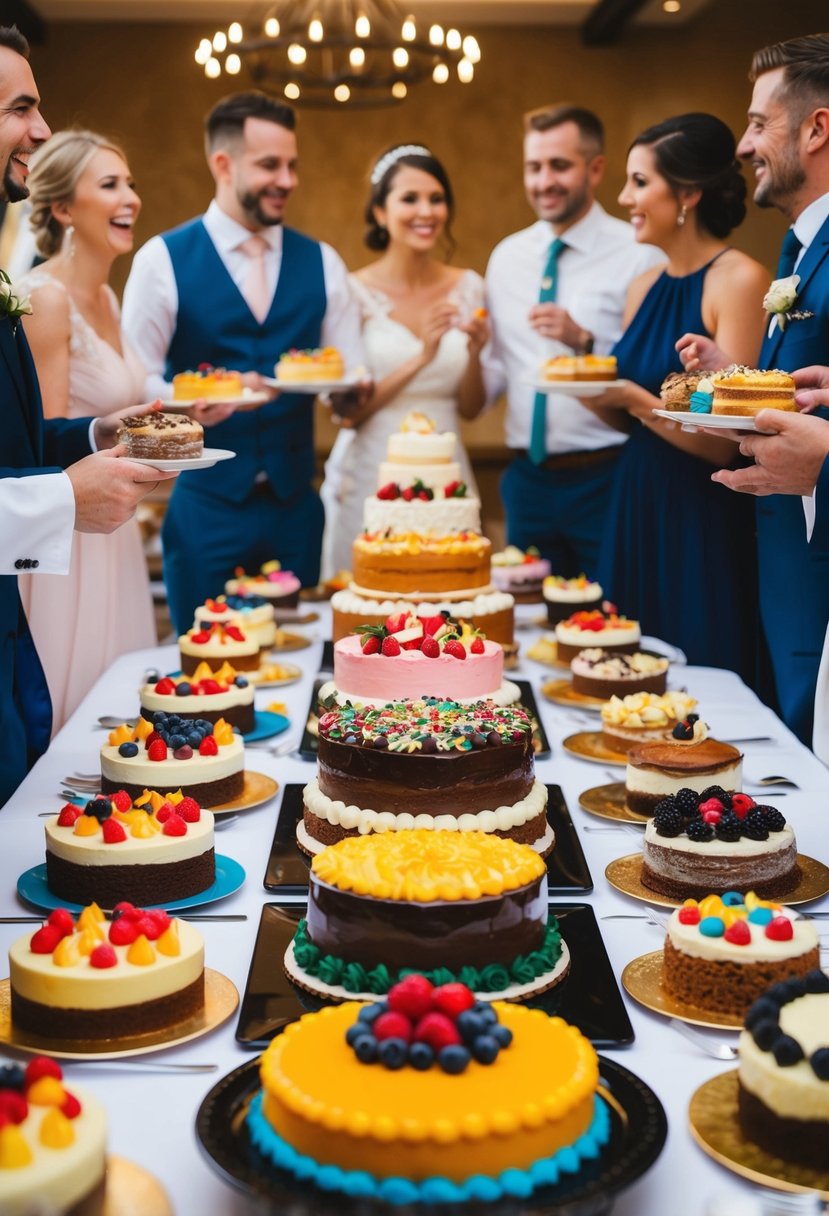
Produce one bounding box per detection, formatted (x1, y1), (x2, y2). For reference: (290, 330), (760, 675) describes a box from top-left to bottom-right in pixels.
(298, 679), (551, 760)
(319, 639), (334, 672)
(264, 785), (592, 897)
(235, 901), (631, 1049)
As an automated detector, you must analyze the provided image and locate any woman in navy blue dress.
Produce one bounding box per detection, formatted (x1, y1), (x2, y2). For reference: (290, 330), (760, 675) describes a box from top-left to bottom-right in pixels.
(589, 114), (768, 681)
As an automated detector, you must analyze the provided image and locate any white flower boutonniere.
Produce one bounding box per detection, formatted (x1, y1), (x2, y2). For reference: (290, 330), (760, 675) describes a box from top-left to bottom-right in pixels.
(763, 273), (814, 332)
(0, 269), (32, 332)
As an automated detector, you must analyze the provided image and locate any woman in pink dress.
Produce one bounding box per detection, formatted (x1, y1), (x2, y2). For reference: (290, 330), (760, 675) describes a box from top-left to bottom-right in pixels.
(18, 130), (156, 733)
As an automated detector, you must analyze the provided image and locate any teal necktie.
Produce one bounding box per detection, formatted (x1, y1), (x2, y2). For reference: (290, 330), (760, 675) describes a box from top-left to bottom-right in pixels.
(775, 227), (802, 280)
(529, 237), (566, 465)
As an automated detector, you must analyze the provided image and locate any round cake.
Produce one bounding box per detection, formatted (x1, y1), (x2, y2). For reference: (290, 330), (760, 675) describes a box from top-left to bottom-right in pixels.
(352, 532), (491, 597)
(9, 902), (205, 1039)
(178, 620), (260, 675)
(117, 411), (203, 460)
(0, 1056), (108, 1216)
(625, 736), (742, 816)
(331, 588), (515, 648)
(543, 575), (603, 624)
(641, 791), (798, 900)
(571, 648), (669, 699)
(101, 716), (244, 806)
(301, 698), (551, 856)
(44, 790), (215, 908)
(601, 691), (698, 753)
(247, 996), (609, 1205)
(662, 891), (820, 1017)
(377, 411), (462, 492)
(172, 365), (242, 399)
(711, 367), (796, 415)
(140, 663), (255, 733)
(365, 483), (481, 537)
(285, 831), (568, 1001)
(193, 594), (277, 649)
(491, 546), (551, 603)
(275, 346), (344, 383)
(225, 560), (302, 608)
(542, 354), (617, 381)
(555, 610), (641, 662)
(738, 971), (829, 1170)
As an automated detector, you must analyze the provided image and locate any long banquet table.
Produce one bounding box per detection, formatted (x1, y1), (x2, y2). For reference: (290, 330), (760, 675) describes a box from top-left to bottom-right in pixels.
(1, 604), (827, 1216)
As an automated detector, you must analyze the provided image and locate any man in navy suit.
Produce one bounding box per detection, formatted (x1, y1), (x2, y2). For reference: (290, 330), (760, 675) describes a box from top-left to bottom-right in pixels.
(0, 25), (175, 806)
(678, 32), (829, 745)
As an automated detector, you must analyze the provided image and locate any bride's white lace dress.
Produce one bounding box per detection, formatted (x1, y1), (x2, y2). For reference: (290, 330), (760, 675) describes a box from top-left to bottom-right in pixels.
(320, 270), (484, 579)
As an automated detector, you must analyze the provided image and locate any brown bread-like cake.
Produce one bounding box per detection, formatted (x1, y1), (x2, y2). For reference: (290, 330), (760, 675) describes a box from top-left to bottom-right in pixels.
(118, 411), (204, 459)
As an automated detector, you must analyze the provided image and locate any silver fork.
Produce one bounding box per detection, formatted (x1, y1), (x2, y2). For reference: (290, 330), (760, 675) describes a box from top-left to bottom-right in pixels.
(751, 775), (801, 788)
(667, 1017), (737, 1059)
(66, 1060), (217, 1074)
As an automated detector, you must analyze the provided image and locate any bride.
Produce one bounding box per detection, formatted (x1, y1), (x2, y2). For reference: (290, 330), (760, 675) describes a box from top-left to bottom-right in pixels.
(320, 144), (489, 579)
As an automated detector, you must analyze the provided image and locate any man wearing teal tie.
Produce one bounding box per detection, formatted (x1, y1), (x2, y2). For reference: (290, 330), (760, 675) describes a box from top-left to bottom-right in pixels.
(485, 105), (661, 575)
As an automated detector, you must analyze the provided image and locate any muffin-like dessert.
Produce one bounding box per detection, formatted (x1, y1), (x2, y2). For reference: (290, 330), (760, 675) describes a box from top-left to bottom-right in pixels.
(711, 367), (796, 415)
(625, 733), (742, 816)
(117, 411), (204, 460)
(660, 370), (704, 410)
(601, 691), (697, 753)
(555, 611), (641, 663)
(543, 575), (603, 625)
(571, 648), (668, 699)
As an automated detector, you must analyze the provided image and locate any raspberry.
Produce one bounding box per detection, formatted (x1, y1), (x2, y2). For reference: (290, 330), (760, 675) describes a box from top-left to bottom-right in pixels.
(30, 925), (63, 954)
(730, 793), (756, 819)
(108, 918), (139, 946)
(25, 1058), (62, 1087)
(110, 789), (133, 812)
(470, 637), (485, 655)
(758, 805), (787, 832)
(101, 818), (127, 843)
(372, 1011), (413, 1043)
(154, 678), (176, 695)
(57, 804), (82, 827)
(700, 785), (732, 809)
(381, 636), (401, 657)
(702, 808), (722, 825)
(163, 814), (187, 836)
(443, 640), (466, 660)
(724, 920), (751, 946)
(698, 797), (724, 818)
(413, 1012), (461, 1052)
(387, 975), (434, 1021)
(420, 636), (440, 658)
(199, 735), (218, 756)
(147, 739), (168, 761)
(360, 634), (381, 655)
(177, 797), (201, 823)
(60, 1092), (81, 1119)
(686, 819), (714, 842)
(47, 909), (75, 938)
(90, 944), (117, 969)
(431, 983), (475, 1018)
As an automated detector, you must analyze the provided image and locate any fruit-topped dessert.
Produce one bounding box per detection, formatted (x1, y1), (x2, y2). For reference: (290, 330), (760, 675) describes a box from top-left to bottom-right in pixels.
(172, 364), (243, 399)
(192, 593), (277, 650)
(375, 411), (466, 494)
(275, 346), (345, 383)
(542, 573), (603, 624)
(624, 728), (742, 817)
(100, 715), (244, 806)
(351, 530), (491, 596)
(491, 546), (552, 604)
(554, 607), (641, 662)
(570, 648), (669, 699)
(225, 559), (302, 608)
(365, 472), (481, 539)
(178, 620), (260, 674)
(600, 691), (698, 753)
(140, 661), (254, 732)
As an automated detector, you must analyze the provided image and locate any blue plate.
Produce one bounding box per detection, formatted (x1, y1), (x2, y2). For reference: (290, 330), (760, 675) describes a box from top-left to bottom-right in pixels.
(244, 711), (289, 743)
(16, 855), (246, 915)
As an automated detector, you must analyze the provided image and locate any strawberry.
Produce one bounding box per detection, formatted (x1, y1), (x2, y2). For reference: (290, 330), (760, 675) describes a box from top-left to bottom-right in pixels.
(381, 635), (401, 657)
(361, 634), (381, 655)
(135, 915), (163, 940)
(384, 612), (409, 634)
(387, 974), (434, 1020)
(144, 729), (163, 751)
(199, 735), (219, 756)
(0, 1092), (27, 1124)
(146, 909), (172, 932)
(25, 1058), (62, 1087)
(102, 818), (127, 844)
(177, 797), (201, 823)
(419, 614), (446, 636)
(190, 631), (210, 645)
(470, 637), (485, 655)
(421, 636), (440, 659)
(377, 482), (399, 501)
(60, 1092), (82, 1119)
(724, 920), (751, 946)
(201, 679), (221, 694)
(163, 814), (187, 836)
(418, 490), (430, 501)
(30, 925), (63, 954)
(108, 917), (139, 946)
(154, 678), (177, 695)
(443, 639), (466, 661)
(413, 1012), (461, 1051)
(155, 802), (175, 823)
(431, 982), (475, 1018)
(110, 789), (133, 812)
(112, 901), (136, 919)
(373, 1011), (414, 1042)
(47, 909), (75, 938)
(57, 804), (82, 827)
(443, 480), (460, 497)
(147, 739), (168, 761)
(225, 625), (244, 642)
(402, 486), (415, 501)
(90, 944), (117, 969)
(396, 623), (424, 651)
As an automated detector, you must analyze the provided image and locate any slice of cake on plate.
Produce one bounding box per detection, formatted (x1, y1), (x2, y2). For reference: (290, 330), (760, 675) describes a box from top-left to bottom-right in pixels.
(117, 411), (203, 460)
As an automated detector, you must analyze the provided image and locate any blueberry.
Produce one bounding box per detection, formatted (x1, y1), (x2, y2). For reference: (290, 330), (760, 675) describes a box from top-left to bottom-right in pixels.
(408, 1042), (434, 1070)
(346, 1023), (364, 1047)
(198, 620), (212, 631)
(804, 969), (829, 995)
(377, 1038), (408, 1070)
(0, 1063), (25, 1089)
(492, 1024), (513, 1048)
(357, 1003), (387, 1024)
(438, 1045), (470, 1074)
(457, 1011), (486, 1043)
(353, 1035), (378, 1063)
(118, 741), (139, 757)
(85, 798), (111, 821)
(473, 1002), (498, 1024)
(471, 1034), (500, 1065)
(175, 683), (192, 696)
(152, 711), (168, 724)
(745, 998), (779, 1030)
(168, 734), (186, 751)
(752, 1018), (781, 1051)
(773, 1034), (804, 1067)
(811, 1048), (829, 1080)
(196, 720), (212, 734)
(234, 676), (249, 688)
(187, 733), (202, 749)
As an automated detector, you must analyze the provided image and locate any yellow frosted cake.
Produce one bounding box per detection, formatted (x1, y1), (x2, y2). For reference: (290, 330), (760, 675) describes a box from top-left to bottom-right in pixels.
(711, 367), (796, 415)
(172, 366), (243, 400)
(276, 347), (345, 382)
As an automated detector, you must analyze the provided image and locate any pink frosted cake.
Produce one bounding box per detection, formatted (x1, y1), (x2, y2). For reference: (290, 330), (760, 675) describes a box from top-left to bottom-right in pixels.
(225, 560), (301, 608)
(491, 546), (551, 603)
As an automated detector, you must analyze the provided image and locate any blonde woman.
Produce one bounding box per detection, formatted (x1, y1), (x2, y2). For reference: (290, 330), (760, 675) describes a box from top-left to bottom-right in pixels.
(18, 129), (155, 732)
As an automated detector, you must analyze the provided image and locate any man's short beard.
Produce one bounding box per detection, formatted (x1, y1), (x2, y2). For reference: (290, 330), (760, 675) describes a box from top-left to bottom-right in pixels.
(1, 159), (29, 204)
(755, 156), (806, 211)
(238, 189), (282, 228)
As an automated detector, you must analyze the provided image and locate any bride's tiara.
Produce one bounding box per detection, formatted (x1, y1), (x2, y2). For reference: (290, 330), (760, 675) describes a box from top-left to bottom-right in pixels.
(370, 144), (432, 185)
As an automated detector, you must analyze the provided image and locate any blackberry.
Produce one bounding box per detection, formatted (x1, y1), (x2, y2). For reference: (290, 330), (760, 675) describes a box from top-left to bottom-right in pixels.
(715, 814), (743, 842)
(654, 795), (677, 816)
(757, 805), (787, 832)
(671, 720), (694, 741)
(686, 713), (700, 724)
(653, 803), (683, 837)
(700, 785), (732, 809)
(742, 809), (769, 840)
(685, 818), (714, 842)
(674, 788), (701, 819)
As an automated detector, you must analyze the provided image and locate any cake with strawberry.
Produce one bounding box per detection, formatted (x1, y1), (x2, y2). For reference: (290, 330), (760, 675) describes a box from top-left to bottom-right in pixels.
(318, 612), (520, 708)
(367, 477), (481, 537)
(193, 594), (277, 649)
(601, 691), (698, 753)
(44, 790), (215, 908)
(555, 609), (641, 662)
(0, 1055), (108, 1216)
(247, 988), (610, 1206)
(377, 411), (463, 493)
(331, 588), (515, 648)
(543, 574), (603, 624)
(100, 716), (244, 806)
(571, 648), (669, 699)
(301, 699), (551, 856)
(140, 662), (254, 733)
(642, 789), (799, 900)
(178, 620), (260, 675)
(8, 902), (205, 1039)
(491, 546), (552, 603)
(662, 891), (820, 1017)
(225, 559), (302, 608)
(625, 731), (742, 816)
(285, 831), (568, 1001)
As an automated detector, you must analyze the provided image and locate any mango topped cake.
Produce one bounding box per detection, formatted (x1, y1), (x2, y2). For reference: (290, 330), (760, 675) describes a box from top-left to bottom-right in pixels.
(193, 594), (277, 650)
(172, 364), (243, 400)
(711, 367), (796, 415)
(301, 698), (551, 856)
(247, 987), (609, 1205)
(140, 661), (254, 732)
(275, 346), (345, 382)
(178, 620), (260, 675)
(101, 716), (244, 806)
(285, 831), (569, 1001)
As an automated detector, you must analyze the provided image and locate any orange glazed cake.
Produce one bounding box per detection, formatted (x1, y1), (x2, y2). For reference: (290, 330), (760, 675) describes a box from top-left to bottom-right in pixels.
(352, 531), (491, 597)
(542, 354), (617, 381)
(275, 346), (345, 382)
(711, 367), (796, 415)
(246, 988), (609, 1204)
(172, 365), (242, 400)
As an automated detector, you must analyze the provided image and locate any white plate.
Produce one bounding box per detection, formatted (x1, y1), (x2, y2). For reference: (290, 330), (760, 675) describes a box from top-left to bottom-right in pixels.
(263, 371), (364, 395)
(528, 379), (620, 397)
(160, 389), (270, 410)
(126, 448), (237, 472)
(652, 408), (766, 432)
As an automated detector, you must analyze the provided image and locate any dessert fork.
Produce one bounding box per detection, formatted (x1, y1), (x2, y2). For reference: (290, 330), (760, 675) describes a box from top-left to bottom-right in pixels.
(751, 774), (800, 788)
(667, 1017), (737, 1060)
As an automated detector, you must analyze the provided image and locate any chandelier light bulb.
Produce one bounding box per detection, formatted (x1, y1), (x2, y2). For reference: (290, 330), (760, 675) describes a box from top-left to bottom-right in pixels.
(212, 31), (227, 52)
(663, 0), (681, 9)
(432, 62), (449, 83)
(228, 22), (243, 43)
(285, 82), (300, 99)
(225, 53), (241, 74)
(355, 13), (370, 37)
(287, 43), (307, 64)
(457, 57), (474, 83)
(349, 46), (366, 68)
(446, 28), (462, 51)
(264, 16), (280, 37)
(392, 81), (407, 99)
(195, 39), (212, 65)
(309, 18), (324, 41)
(392, 47), (409, 68)
(462, 36), (481, 63)
(334, 84), (351, 102)
(205, 57), (221, 78)
(401, 16), (416, 41)
(429, 24), (444, 46)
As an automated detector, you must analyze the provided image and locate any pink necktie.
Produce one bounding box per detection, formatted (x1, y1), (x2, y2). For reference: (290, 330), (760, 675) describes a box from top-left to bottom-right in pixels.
(239, 234), (270, 323)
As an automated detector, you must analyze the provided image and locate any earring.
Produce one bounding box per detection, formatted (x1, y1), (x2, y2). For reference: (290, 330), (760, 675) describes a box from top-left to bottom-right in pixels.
(63, 224), (75, 258)
(677, 205), (687, 228)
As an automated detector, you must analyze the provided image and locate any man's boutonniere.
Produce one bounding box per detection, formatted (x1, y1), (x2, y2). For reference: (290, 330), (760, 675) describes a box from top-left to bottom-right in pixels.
(763, 273), (813, 332)
(0, 269), (32, 332)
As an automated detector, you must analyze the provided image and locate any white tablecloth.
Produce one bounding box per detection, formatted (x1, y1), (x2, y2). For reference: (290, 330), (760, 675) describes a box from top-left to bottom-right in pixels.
(2, 605), (827, 1216)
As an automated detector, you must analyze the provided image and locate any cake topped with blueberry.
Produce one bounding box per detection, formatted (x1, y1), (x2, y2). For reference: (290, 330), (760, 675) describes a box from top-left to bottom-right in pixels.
(641, 786), (799, 901)
(100, 715), (244, 807)
(140, 661), (254, 733)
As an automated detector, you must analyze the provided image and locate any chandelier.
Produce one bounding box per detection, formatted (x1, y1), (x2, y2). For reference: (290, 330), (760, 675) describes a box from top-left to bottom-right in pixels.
(194, 0), (481, 108)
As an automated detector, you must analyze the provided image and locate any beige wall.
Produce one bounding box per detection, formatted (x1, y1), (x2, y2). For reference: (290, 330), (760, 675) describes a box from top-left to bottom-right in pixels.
(27, 0), (827, 457)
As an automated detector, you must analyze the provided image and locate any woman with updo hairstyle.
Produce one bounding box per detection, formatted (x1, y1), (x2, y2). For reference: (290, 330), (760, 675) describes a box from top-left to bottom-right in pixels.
(582, 113), (769, 678)
(17, 128), (155, 732)
(320, 143), (489, 579)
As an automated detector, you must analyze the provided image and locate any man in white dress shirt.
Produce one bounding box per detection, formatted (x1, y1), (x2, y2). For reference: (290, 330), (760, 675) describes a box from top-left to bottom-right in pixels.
(122, 92), (364, 633)
(485, 104), (660, 575)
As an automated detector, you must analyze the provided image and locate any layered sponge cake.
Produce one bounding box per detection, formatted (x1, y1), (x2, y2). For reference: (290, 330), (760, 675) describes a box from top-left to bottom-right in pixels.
(711, 367), (796, 415)
(117, 411), (203, 459)
(625, 734), (742, 816)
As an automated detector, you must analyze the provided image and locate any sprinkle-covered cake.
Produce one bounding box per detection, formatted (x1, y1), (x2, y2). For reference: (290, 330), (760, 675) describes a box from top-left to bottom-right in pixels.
(625, 734), (742, 816)
(101, 716), (244, 806)
(601, 691), (698, 753)
(44, 790), (215, 907)
(193, 594), (277, 650)
(555, 610), (641, 662)
(225, 560), (302, 608)
(543, 574), (603, 624)
(140, 662), (254, 732)
(571, 648), (669, 699)
(331, 588), (515, 648)
(662, 892), (819, 1017)
(285, 831), (568, 1001)
(301, 698), (551, 856)
(491, 546), (551, 603)
(178, 620), (260, 675)
(9, 902), (205, 1039)
(117, 411), (204, 460)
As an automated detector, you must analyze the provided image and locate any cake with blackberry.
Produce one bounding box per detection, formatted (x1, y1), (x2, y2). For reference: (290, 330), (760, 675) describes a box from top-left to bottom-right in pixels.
(625, 731), (742, 816)
(601, 692), (698, 753)
(642, 789), (799, 900)
(117, 411), (203, 460)
(140, 663), (254, 733)
(571, 648), (669, 700)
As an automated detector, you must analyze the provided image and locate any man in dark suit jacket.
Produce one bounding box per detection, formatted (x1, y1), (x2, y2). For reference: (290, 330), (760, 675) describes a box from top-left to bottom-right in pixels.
(677, 32), (829, 745)
(0, 25), (174, 806)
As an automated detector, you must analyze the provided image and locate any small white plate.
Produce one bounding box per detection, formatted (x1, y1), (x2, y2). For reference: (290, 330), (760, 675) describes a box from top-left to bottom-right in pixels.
(126, 448), (237, 472)
(528, 379), (620, 397)
(264, 371), (364, 395)
(652, 408), (767, 433)
(160, 389), (270, 410)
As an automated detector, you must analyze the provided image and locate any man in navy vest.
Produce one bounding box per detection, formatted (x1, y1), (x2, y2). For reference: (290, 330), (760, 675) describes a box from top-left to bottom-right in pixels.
(123, 92), (364, 635)
(678, 32), (829, 745)
(0, 24), (177, 806)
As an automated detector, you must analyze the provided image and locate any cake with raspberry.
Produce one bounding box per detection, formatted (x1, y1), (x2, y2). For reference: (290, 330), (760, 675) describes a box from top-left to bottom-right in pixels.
(302, 698), (551, 856)
(642, 790), (799, 900)
(367, 478), (481, 537)
(275, 346), (345, 383)
(172, 365), (243, 400)
(9, 902), (205, 1039)
(100, 716), (244, 806)
(352, 532), (491, 597)
(285, 831), (568, 1001)
(711, 367), (796, 415)
(0, 1056), (108, 1216)
(625, 733), (742, 816)
(178, 620), (260, 675)
(140, 663), (254, 733)
(376, 411), (462, 492)
(662, 892), (820, 1017)
(491, 546), (552, 603)
(247, 988), (609, 1206)
(117, 411), (204, 460)
(571, 648), (669, 699)
(44, 790), (215, 907)
(331, 588), (515, 648)
(601, 692), (698, 753)
(225, 560), (302, 609)
(193, 594), (277, 650)
(319, 613), (520, 708)
(543, 574), (603, 624)
(555, 610), (641, 662)
(738, 972), (829, 1170)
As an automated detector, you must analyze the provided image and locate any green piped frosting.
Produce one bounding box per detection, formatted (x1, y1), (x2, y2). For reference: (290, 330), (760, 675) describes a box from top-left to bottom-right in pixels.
(292, 918), (563, 994)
